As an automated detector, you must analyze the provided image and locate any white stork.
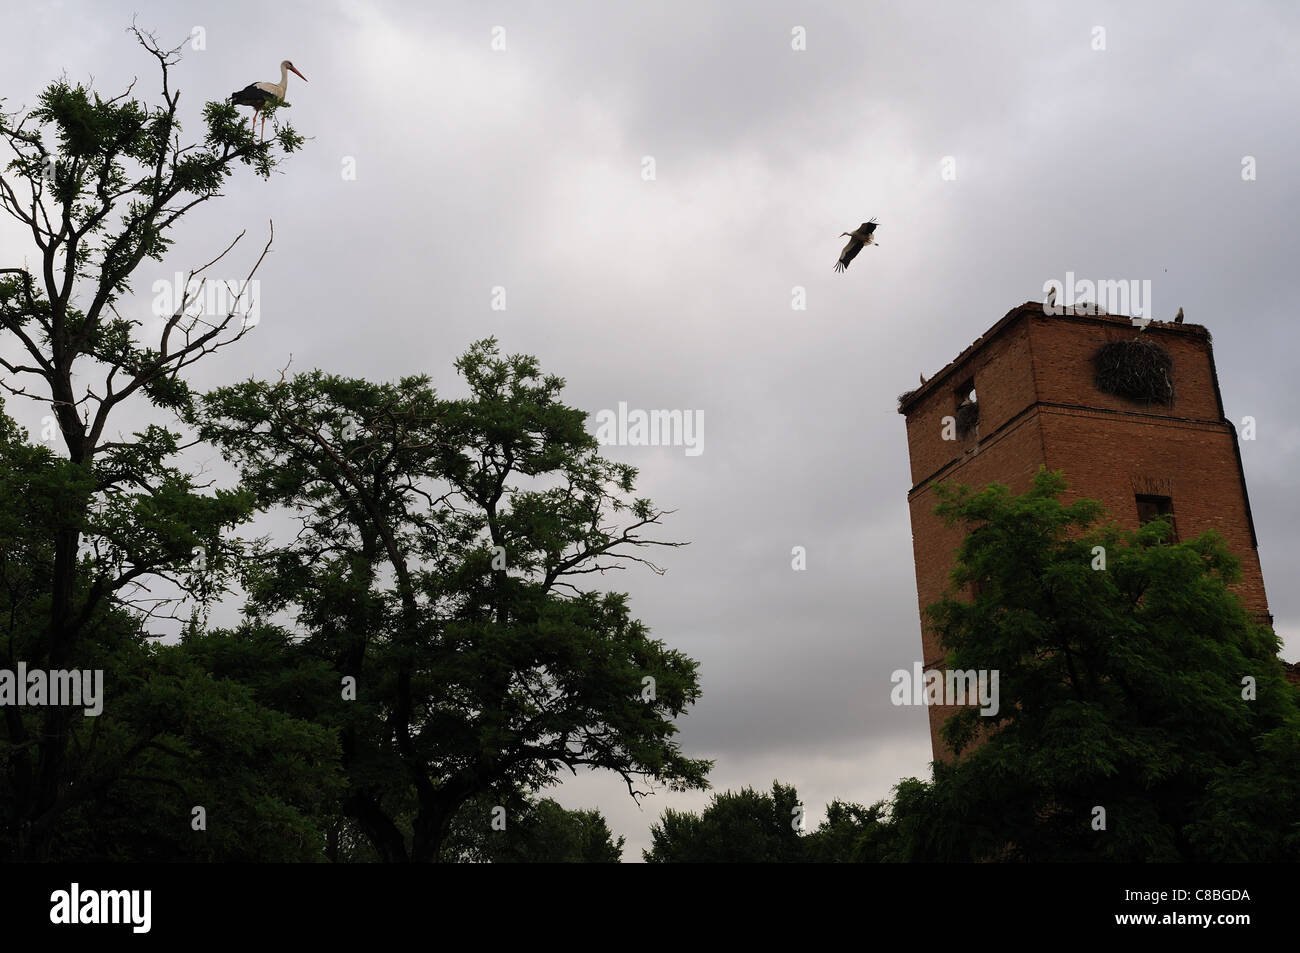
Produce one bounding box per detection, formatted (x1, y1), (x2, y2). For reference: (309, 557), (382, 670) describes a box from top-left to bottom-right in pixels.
(230, 60), (307, 141)
(834, 219), (880, 273)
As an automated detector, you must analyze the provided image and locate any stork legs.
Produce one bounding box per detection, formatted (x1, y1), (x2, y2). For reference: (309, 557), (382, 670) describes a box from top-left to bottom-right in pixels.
(244, 108), (269, 143)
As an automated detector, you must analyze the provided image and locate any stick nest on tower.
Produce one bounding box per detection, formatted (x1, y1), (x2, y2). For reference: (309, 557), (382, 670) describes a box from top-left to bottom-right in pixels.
(1092, 338), (1175, 404)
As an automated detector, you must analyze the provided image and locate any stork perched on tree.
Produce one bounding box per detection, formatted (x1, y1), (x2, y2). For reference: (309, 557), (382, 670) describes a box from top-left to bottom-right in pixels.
(230, 60), (307, 141)
(834, 219), (880, 273)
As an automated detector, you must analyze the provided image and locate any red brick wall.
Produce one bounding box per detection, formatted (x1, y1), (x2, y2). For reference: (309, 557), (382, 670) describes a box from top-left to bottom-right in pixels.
(903, 319), (1040, 487)
(1027, 313), (1223, 423)
(1040, 411), (1268, 617)
(907, 417), (1047, 759)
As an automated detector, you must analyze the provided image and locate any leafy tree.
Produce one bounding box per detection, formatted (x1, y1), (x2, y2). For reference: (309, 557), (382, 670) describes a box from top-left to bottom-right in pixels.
(888, 467), (1300, 861)
(644, 782), (804, 862)
(644, 782), (903, 863)
(444, 794), (625, 863)
(0, 26), (304, 859)
(0, 399), (340, 861)
(192, 342), (710, 862)
(802, 798), (897, 862)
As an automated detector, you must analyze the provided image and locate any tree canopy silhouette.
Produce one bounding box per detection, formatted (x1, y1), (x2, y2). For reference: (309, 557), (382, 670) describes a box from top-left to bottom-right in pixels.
(891, 468), (1300, 861)
(0, 26), (304, 860)
(192, 342), (710, 862)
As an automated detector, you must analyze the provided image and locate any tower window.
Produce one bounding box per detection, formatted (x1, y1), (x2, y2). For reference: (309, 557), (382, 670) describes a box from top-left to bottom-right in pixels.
(1135, 494), (1178, 541)
(954, 378), (978, 438)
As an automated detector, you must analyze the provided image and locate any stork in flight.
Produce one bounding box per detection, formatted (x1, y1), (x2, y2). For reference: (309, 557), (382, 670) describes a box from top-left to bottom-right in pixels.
(834, 219), (880, 273)
(230, 60), (307, 141)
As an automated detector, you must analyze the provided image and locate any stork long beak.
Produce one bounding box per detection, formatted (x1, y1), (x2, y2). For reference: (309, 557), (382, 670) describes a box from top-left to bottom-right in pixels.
(289, 65), (308, 82)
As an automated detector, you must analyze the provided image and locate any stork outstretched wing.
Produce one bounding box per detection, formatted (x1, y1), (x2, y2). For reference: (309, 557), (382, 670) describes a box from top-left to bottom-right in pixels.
(833, 219), (879, 273)
(834, 236), (864, 272)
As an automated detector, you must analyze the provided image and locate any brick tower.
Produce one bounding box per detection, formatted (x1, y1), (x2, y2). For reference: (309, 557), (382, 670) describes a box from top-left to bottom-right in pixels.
(897, 301), (1271, 762)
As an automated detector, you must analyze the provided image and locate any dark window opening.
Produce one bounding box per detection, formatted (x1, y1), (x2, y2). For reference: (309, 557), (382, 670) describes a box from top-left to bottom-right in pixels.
(1135, 494), (1178, 541)
(954, 377), (978, 438)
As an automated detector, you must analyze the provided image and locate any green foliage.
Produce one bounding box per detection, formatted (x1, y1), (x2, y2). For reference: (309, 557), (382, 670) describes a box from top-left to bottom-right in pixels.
(644, 782), (804, 862)
(890, 467), (1300, 861)
(644, 781), (906, 863)
(803, 798), (899, 862)
(47, 635), (342, 862)
(192, 339), (709, 861)
(0, 398), (340, 860)
(0, 27), (310, 860)
(444, 794), (625, 863)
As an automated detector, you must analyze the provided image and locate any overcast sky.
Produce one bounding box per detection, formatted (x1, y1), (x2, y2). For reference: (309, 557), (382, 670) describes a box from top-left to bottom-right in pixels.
(3, 0), (1298, 860)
